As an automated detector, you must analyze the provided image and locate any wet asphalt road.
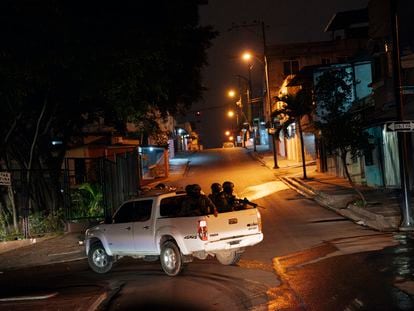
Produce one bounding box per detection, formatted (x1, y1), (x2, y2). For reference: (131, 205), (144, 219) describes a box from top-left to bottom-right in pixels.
(272, 233), (414, 310)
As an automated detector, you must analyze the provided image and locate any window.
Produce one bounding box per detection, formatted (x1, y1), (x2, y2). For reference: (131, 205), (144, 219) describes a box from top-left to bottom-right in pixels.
(133, 200), (153, 221)
(113, 202), (134, 223)
(113, 200), (153, 223)
(321, 58), (330, 65)
(364, 149), (374, 166)
(160, 196), (187, 217)
(283, 60), (299, 76)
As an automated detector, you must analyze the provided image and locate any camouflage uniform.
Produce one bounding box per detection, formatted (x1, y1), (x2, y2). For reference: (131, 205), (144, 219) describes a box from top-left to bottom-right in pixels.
(209, 191), (232, 213)
(222, 181), (245, 211)
(181, 184), (217, 216)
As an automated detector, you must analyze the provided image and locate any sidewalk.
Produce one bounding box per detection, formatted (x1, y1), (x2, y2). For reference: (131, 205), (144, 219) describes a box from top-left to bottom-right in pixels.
(0, 233), (86, 271)
(253, 147), (402, 232)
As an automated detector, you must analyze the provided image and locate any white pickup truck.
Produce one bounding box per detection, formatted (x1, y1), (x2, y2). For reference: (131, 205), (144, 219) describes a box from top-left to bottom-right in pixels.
(85, 188), (263, 276)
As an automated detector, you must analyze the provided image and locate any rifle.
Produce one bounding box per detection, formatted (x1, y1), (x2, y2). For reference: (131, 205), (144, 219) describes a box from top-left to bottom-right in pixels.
(235, 198), (266, 209)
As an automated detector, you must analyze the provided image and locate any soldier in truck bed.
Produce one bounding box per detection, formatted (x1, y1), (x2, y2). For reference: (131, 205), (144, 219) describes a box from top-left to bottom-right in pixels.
(221, 181), (257, 211)
(209, 182), (232, 213)
(181, 184), (218, 217)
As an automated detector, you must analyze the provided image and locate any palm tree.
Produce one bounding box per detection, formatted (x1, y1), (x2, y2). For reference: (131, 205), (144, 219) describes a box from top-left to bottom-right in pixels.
(272, 89), (314, 179)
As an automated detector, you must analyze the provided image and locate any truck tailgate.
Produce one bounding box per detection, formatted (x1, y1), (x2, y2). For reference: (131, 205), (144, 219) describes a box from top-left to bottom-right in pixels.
(206, 208), (261, 242)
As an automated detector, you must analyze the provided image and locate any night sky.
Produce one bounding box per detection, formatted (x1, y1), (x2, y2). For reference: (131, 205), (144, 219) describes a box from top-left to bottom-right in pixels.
(195, 0), (368, 148)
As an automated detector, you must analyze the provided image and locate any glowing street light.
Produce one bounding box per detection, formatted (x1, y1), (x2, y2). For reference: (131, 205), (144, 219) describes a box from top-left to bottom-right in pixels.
(228, 89), (236, 98)
(242, 49), (276, 166)
(242, 51), (252, 62)
(225, 130), (230, 136)
(227, 110), (235, 118)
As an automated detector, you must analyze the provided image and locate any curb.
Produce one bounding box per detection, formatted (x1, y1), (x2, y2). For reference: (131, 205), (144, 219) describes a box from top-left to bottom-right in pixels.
(91, 281), (124, 311)
(280, 176), (399, 232)
(339, 205), (400, 232)
(280, 177), (316, 198)
(248, 151), (268, 168)
(0, 234), (57, 255)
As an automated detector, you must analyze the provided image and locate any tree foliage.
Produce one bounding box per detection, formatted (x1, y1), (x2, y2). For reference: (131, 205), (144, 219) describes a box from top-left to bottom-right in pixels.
(272, 89), (314, 179)
(314, 67), (371, 204)
(272, 89), (314, 130)
(0, 0), (217, 232)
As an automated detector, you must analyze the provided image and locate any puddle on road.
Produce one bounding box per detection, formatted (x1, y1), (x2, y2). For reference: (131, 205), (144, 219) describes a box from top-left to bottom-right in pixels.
(237, 259), (274, 272)
(385, 233), (414, 296)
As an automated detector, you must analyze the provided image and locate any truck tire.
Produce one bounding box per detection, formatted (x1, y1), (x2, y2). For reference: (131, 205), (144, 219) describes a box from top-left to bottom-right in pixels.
(216, 250), (242, 265)
(88, 242), (113, 274)
(160, 241), (183, 276)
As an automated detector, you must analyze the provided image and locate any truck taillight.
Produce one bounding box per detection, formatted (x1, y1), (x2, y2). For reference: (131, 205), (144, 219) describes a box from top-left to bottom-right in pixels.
(198, 220), (208, 241)
(257, 211), (262, 232)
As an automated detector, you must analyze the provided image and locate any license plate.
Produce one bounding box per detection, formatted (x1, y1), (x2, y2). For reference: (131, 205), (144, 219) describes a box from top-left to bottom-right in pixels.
(228, 218), (238, 224)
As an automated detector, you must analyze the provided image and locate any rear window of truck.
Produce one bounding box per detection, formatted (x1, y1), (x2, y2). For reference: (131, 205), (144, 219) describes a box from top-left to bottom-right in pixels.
(160, 196), (187, 217)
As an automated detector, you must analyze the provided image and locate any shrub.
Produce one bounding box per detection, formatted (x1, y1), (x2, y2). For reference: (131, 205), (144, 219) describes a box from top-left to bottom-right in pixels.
(69, 183), (104, 219)
(29, 209), (64, 234)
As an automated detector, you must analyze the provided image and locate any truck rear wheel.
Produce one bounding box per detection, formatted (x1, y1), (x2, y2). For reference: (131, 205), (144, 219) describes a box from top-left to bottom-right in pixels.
(160, 241), (183, 276)
(88, 242), (113, 274)
(216, 250), (242, 265)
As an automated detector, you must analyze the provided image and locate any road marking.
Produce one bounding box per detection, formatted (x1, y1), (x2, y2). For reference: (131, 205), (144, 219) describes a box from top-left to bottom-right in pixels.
(0, 292), (58, 302)
(48, 250), (83, 256)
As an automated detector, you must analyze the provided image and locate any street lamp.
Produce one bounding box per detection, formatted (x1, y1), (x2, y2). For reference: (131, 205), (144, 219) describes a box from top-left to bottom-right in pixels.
(227, 87), (249, 148)
(241, 49), (277, 167)
(242, 52), (252, 62)
(228, 89), (236, 98)
(241, 52), (256, 152)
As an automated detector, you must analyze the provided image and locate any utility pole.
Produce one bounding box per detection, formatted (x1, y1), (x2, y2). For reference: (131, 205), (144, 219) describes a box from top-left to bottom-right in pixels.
(390, 1), (414, 230)
(236, 74), (251, 148)
(261, 21), (278, 168)
(261, 22), (272, 123)
(247, 63), (257, 152)
(229, 21), (278, 164)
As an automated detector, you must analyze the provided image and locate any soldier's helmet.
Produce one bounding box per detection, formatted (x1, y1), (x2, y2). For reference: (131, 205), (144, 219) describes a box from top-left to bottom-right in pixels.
(191, 184), (202, 197)
(211, 183), (222, 194)
(185, 184), (194, 194)
(222, 181), (234, 194)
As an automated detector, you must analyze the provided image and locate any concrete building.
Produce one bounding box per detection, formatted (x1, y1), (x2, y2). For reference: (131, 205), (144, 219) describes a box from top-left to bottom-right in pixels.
(265, 8), (369, 162)
(274, 2), (414, 191)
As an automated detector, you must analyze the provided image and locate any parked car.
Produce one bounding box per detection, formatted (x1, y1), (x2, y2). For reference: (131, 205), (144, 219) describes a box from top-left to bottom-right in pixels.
(222, 142), (235, 148)
(85, 188), (263, 276)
